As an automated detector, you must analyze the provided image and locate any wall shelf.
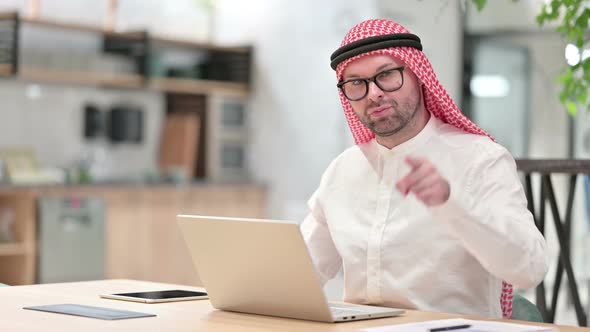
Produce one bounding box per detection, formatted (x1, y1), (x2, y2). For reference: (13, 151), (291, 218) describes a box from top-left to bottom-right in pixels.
(150, 77), (249, 97)
(0, 11), (252, 96)
(19, 67), (145, 89)
(15, 13), (250, 54)
(0, 65), (250, 96)
(150, 36), (251, 54)
(22, 15), (142, 38)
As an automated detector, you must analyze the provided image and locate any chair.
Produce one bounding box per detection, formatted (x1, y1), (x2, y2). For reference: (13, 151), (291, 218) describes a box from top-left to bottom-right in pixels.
(511, 293), (544, 323)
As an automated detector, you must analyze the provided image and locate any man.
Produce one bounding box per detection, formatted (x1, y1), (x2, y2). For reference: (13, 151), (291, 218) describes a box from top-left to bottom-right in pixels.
(301, 19), (548, 319)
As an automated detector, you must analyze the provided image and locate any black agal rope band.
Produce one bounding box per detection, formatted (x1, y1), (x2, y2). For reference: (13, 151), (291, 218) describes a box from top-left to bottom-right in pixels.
(330, 33), (423, 70)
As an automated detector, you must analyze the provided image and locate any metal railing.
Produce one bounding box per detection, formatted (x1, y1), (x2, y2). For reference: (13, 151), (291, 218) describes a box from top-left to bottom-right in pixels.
(516, 159), (590, 326)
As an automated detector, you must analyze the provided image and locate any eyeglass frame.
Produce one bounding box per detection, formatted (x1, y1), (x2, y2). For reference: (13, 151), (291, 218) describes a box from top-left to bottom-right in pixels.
(337, 66), (406, 101)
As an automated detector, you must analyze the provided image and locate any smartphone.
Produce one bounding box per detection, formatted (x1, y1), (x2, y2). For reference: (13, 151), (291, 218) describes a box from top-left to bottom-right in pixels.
(100, 290), (208, 303)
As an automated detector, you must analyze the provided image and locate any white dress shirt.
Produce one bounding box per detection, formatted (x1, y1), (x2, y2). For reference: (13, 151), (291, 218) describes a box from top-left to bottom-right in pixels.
(301, 115), (548, 318)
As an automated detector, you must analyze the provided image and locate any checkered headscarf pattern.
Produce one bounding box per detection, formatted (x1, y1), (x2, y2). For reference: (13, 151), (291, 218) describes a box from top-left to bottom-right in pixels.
(335, 19), (512, 319)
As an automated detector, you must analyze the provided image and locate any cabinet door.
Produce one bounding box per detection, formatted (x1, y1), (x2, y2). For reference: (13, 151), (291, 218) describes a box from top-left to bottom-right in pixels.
(0, 193), (36, 285)
(105, 186), (266, 286)
(37, 197), (105, 283)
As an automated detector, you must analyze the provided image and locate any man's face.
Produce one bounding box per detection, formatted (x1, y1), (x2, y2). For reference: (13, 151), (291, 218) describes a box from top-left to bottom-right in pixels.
(342, 54), (422, 137)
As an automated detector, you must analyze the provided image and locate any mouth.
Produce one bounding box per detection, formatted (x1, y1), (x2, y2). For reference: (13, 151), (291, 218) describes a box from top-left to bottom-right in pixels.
(368, 105), (392, 118)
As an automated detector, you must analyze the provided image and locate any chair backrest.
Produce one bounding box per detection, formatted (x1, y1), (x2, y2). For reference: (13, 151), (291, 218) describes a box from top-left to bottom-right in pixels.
(511, 293), (544, 323)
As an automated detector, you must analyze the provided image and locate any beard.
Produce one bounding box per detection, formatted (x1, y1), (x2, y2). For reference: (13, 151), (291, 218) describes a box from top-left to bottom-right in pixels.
(356, 92), (422, 137)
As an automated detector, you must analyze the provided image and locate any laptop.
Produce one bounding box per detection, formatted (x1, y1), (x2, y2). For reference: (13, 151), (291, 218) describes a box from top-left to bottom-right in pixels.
(177, 215), (405, 322)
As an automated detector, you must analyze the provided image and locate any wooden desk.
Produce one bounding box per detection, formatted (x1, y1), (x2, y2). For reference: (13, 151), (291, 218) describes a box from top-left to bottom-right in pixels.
(0, 279), (587, 331)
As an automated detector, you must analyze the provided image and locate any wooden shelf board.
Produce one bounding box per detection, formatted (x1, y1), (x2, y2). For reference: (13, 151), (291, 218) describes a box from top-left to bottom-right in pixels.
(150, 77), (249, 96)
(1, 66), (249, 95)
(19, 67), (144, 89)
(22, 16), (143, 39)
(0, 242), (27, 256)
(151, 36), (250, 54)
(23, 16), (105, 34)
(0, 12), (17, 21)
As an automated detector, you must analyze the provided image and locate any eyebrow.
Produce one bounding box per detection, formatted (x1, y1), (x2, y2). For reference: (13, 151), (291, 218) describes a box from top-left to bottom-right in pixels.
(344, 63), (398, 79)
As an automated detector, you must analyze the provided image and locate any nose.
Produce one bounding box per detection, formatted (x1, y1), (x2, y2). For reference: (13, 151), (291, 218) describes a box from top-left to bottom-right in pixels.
(367, 80), (383, 101)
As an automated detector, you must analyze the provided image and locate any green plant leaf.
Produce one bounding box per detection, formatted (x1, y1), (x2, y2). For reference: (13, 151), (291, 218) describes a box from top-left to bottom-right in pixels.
(562, 70), (574, 85)
(471, 0), (487, 11)
(568, 29), (576, 40)
(550, 0), (560, 13)
(557, 74), (568, 84)
(575, 8), (590, 30)
(579, 88), (588, 105)
(559, 91), (567, 104)
(566, 101), (578, 116)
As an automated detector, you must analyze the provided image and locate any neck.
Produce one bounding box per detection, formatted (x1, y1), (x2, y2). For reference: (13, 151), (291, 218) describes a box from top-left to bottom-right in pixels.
(375, 106), (430, 150)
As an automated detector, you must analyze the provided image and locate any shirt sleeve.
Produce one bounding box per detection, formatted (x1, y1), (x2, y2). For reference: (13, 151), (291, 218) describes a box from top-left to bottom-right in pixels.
(300, 188), (342, 286)
(430, 145), (549, 289)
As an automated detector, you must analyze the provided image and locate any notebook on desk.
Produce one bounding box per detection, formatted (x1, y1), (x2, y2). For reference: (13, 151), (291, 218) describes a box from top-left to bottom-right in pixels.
(177, 215), (405, 323)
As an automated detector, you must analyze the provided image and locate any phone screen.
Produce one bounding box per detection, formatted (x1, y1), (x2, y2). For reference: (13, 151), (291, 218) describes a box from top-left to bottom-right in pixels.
(112, 290), (207, 299)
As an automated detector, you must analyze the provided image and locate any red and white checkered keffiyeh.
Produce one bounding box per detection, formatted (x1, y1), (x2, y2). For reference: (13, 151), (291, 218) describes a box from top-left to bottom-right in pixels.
(335, 19), (493, 144)
(335, 19), (513, 319)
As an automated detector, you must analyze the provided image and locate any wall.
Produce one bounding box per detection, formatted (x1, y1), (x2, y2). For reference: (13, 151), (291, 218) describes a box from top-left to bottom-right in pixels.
(0, 81), (164, 180)
(465, 0), (559, 33)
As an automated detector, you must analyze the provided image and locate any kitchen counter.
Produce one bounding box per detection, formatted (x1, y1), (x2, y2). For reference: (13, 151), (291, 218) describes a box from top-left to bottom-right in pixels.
(0, 183), (267, 286)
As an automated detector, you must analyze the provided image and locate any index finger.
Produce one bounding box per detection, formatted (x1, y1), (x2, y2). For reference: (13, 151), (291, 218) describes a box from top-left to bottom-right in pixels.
(405, 156), (424, 170)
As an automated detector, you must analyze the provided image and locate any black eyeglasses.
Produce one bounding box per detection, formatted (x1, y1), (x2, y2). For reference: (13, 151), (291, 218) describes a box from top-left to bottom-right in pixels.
(337, 66), (405, 101)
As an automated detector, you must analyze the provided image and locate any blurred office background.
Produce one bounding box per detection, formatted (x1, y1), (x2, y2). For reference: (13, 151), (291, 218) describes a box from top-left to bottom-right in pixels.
(0, 0), (587, 326)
